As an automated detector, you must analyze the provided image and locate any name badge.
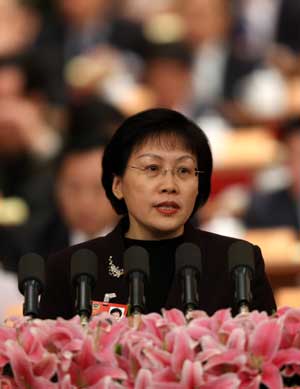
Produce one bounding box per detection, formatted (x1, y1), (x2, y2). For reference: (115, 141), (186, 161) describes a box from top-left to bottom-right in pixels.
(92, 301), (128, 319)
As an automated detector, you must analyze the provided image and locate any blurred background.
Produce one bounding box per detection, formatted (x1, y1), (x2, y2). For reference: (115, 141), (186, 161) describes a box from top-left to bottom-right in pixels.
(0, 0), (300, 319)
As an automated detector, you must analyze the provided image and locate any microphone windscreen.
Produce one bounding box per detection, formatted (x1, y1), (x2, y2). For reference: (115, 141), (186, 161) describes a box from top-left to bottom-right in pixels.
(123, 246), (150, 278)
(70, 249), (98, 286)
(228, 241), (255, 274)
(18, 253), (45, 294)
(175, 243), (202, 275)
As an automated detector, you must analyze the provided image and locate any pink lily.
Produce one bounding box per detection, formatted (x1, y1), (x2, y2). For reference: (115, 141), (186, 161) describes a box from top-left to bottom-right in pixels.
(5, 340), (57, 389)
(244, 319), (283, 388)
(161, 309), (186, 327)
(135, 368), (152, 389)
(203, 349), (247, 375)
(169, 328), (195, 375)
(201, 372), (240, 389)
(179, 359), (203, 388)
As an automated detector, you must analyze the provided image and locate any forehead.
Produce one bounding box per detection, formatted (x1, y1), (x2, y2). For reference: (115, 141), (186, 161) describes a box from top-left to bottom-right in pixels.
(59, 148), (103, 175)
(130, 134), (195, 157)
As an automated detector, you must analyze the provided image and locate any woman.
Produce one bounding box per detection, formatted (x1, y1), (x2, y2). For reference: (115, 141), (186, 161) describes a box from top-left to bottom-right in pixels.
(39, 108), (276, 319)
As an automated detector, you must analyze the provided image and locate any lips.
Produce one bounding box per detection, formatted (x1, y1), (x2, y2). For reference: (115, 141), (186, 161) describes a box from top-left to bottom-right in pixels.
(154, 201), (180, 209)
(154, 201), (180, 215)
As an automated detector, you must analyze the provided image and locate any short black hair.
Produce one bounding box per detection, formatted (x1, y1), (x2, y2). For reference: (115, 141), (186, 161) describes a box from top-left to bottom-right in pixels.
(110, 307), (122, 316)
(67, 96), (125, 138)
(102, 108), (213, 216)
(145, 41), (193, 68)
(280, 116), (300, 141)
(54, 131), (109, 176)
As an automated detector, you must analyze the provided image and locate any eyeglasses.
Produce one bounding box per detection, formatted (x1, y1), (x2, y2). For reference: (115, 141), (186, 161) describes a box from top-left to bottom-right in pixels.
(128, 165), (204, 181)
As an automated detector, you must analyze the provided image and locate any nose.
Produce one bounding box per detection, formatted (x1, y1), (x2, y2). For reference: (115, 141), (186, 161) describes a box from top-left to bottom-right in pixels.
(159, 170), (179, 194)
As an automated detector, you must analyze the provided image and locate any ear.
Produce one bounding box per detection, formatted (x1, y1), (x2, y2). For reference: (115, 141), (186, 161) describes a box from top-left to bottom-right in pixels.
(112, 175), (124, 200)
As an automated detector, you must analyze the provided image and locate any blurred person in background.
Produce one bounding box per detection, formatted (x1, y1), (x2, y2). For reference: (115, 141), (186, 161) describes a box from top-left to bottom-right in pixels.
(177, 0), (259, 124)
(233, 0), (300, 60)
(31, 0), (147, 106)
(0, 54), (62, 216)
(0, 0), (39, 59)
(229, 0), (300, 124)
(0, 0), (54, 317)
(66, 95), (126, 139)
(52, 134), (120, 246)
(117, 0), (178, 24)
(3, 133), (120, 273)
(232, 0), (281, 60)
(0, 0), (60, 210)
(1, 98), (124, 272)
(244, 116), (300, 231)
(142, 41), (197, 117)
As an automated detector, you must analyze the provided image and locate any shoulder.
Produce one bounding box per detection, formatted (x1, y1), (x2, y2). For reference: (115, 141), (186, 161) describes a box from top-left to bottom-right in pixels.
(186, 224), (252, 248)
(185, 224), (263, 264)
(47, 222), (123, 267)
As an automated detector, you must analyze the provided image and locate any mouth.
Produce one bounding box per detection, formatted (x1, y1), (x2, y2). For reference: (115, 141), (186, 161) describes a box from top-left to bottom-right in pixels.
(154, 201), (180, 215)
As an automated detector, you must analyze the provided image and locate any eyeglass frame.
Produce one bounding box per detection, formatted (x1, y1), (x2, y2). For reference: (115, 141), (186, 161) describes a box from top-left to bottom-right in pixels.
(127, 165), (204, 179)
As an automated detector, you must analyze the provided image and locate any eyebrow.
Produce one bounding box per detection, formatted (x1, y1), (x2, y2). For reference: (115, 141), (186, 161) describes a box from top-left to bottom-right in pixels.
(136, 153), (196, 162)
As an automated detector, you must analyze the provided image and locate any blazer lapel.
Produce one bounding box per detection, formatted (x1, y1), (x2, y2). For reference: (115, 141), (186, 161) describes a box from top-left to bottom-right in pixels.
(93, 219), (129, 304)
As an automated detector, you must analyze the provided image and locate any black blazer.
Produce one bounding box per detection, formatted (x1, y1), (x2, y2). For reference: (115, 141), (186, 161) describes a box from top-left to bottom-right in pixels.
(39, 218), (276, 319)
(244, 187), (299, 231)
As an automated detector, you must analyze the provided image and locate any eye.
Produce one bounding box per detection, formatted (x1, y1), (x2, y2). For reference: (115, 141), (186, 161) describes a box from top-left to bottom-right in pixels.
(144, 164), (161, 177)
(177, 166), (192, 175)
(145, 164), (160, 172)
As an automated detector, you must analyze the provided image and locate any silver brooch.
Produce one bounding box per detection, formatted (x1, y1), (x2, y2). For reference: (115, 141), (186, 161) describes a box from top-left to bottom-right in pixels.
(108, 256), (124, 278)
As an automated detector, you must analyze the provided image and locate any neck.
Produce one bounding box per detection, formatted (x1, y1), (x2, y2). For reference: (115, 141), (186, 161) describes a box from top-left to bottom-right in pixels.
(125, 226), (184, 241)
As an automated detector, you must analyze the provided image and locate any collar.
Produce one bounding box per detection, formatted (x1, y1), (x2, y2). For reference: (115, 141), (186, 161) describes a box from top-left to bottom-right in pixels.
(103, 216), (201, 269)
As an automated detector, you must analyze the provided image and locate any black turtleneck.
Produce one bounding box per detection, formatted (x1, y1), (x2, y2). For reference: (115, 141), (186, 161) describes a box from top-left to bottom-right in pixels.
(124, 235), (184, 313)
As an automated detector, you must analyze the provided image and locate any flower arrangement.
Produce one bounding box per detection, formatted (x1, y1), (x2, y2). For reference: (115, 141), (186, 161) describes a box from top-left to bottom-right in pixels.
(0, 307), (300, 388)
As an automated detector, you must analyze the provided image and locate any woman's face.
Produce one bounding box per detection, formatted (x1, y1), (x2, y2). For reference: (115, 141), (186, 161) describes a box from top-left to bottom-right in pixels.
(112, 136), (199, 240)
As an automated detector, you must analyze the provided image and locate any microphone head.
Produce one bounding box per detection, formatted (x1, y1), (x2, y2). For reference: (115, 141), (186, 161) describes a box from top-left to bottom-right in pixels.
(228, 241), (255, 275)
(18, 253), (45, 295)
(123, 246), (150, 278)
(70, 249), (98, 287)
(175, 242), (202, 276)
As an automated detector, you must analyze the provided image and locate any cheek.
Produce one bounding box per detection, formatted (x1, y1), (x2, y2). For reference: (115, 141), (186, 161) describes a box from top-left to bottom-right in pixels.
(123, 182), (146, 203)
(185, 184), (199, 207)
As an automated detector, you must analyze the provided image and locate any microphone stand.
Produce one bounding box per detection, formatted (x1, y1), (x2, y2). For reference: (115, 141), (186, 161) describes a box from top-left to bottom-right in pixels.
(181, 268), (199, 318)
(128, 272), (145, 329)
(234, 267), (252, 314)
(75, 275), (92, 327)
(239, 304), (250, 314)
(128, 271), (145, 315)
(80, 315), (89, 327)
(23, 280), (40, 319)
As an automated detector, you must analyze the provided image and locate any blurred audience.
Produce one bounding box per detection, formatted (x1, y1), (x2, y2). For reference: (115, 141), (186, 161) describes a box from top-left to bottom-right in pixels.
(66, 95), (125, 139)
(31, 0), (147, 105)
(0, 55), (62, 217)
(275, 0), (300, 54)
(143, 41), (196, 116)
(3, 133), (120, 273)
(178, 0), (259, 121)
(0, 0), (39, 58)
(244, 117), (300, 231)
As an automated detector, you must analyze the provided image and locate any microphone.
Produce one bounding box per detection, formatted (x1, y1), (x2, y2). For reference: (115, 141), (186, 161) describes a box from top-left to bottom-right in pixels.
(18, 253), (45, 318)
(70, 249), (98, 322)
(175, 243), (202, 314)
(228, 241), (255, 314)
(123, 246), (149, 315)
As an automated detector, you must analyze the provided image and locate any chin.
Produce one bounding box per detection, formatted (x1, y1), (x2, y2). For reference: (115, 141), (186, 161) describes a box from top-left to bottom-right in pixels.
(150, 220), (183, 237)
